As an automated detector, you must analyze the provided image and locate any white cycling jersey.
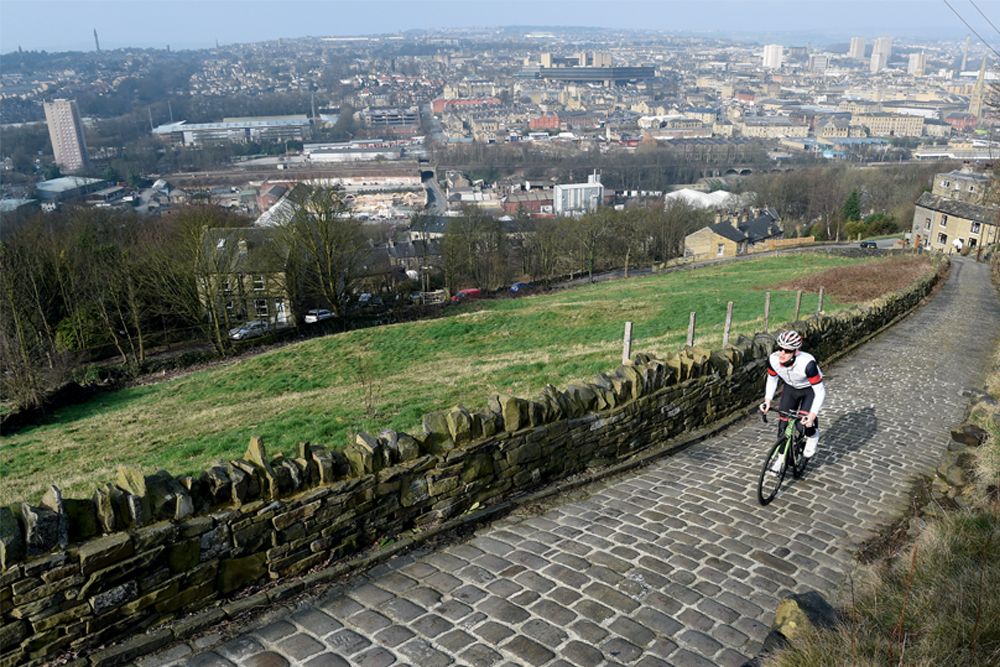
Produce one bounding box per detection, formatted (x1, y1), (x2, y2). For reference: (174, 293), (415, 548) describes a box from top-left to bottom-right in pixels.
(763, 350), (826, 413)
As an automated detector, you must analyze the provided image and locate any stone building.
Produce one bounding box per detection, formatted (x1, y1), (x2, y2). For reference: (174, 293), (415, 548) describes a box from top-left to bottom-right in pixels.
(911, 164), (999, 252)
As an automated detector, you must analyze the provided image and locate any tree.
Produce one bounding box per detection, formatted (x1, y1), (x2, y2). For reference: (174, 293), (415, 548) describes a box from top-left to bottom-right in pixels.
(141, 206), (251, 354)
(279, 185), (370, 318)
(441, 207), (512, 291)
(842, 190), (862, 222)
(571, 210), (614, 282)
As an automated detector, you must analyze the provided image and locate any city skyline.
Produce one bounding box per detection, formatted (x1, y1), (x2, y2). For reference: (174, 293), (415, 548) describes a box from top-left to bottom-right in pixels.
(2, 0), (999, 52)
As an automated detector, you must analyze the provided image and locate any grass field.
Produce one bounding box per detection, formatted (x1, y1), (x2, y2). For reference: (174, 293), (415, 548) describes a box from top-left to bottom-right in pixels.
(0, 254), (930, 504)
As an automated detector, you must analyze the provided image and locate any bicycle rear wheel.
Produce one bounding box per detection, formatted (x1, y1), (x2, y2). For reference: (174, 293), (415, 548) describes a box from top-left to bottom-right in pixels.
(758, 437), (787, 505)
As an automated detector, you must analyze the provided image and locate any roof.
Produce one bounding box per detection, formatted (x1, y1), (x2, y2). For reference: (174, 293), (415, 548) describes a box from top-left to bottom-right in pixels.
(200, 227), (290, 274)
(707, 222), (747, 243)
(386, 238), (442, 260)
(915, 192), (1000, 225)
(739, 209), (782, 243)
(35, 176), (104, 193)
(0, 198), (37, 213)
(665, 188), (735, 209)
(506, 191), (553, 203)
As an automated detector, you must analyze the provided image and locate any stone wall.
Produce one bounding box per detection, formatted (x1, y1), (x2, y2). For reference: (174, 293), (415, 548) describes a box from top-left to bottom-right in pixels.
(0, 263), (942, 667)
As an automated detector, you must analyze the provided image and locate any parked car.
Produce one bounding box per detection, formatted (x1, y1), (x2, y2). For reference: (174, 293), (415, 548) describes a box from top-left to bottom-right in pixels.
(860, 240), (878, 249)
(228, 319), (269, 341)
(510, 281), (531, 294)
(304, 308), (334, 323)
(450, 288), (482, 303)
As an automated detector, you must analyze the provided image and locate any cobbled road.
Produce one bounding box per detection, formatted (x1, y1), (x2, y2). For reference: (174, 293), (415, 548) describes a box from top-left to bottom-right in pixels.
(161, 257), (999, 667)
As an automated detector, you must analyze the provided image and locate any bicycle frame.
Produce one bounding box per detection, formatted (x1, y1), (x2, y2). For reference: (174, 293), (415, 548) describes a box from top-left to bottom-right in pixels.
(763, 410), (809, 474)
(758, 409), (811, 505)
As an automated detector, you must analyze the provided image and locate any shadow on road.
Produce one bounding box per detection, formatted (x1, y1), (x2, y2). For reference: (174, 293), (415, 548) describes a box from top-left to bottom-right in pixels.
(806, 406), (878, 473)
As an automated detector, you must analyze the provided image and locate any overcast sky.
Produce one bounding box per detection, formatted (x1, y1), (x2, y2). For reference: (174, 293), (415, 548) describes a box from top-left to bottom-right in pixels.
(2, 1), (999, 52)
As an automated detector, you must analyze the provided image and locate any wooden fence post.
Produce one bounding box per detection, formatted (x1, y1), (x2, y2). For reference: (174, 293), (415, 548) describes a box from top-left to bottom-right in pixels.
(622, 321), (633, 365)
(723, 301), (734, 347)
(764, 291), (771, 332)
(794, 290), (802, 321)
(817, 287), (824, 313)
(687, 312), (696, 347)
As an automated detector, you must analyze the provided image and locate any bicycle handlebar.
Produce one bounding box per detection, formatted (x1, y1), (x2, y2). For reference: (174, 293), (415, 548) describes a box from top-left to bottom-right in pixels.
(761, 409), (809, 424)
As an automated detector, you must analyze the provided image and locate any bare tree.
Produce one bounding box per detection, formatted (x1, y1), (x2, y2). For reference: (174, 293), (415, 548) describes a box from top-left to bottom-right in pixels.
(279, 185), (370, 318)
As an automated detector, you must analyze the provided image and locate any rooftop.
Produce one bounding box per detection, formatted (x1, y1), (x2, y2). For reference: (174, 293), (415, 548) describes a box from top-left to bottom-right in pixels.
(35, 176), (104, 193)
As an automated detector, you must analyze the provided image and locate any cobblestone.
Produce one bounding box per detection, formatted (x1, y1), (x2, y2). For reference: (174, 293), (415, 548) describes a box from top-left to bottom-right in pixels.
(176, 259), (998, 667)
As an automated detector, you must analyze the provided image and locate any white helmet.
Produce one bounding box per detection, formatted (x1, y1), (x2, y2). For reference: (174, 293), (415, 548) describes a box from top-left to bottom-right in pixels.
(776, 330), (803, 351)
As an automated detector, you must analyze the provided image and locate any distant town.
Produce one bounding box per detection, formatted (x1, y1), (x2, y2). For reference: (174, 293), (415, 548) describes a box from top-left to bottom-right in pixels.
(1, 28), (996, 221)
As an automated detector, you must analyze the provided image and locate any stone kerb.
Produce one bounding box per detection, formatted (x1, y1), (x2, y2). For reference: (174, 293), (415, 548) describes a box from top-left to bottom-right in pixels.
(0, 262), (943, 666)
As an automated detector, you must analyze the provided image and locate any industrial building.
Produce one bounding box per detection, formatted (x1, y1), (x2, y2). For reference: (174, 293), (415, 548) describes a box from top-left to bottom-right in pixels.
(152, 115), (312, 146)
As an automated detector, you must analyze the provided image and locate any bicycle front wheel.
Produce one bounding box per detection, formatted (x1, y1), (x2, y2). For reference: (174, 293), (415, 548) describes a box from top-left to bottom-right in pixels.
(758, 437), (787, 505)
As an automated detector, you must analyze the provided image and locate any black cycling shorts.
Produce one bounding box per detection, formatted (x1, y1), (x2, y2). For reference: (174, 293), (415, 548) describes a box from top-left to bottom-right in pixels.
(778, 385), (818, 437)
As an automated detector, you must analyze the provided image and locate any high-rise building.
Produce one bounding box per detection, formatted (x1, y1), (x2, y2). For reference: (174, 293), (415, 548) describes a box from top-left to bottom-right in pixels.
(809, 54), (830, 73)
(848, 37), (865, 60)
(908, 52), (926, 76)
(43, 99), (89, 172)
(870, 37), (892, 73)
(762, 44), (783, 70)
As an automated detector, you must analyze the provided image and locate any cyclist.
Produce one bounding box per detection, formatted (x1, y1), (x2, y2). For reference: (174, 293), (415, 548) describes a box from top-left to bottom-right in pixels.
(758, 330), (826, 466)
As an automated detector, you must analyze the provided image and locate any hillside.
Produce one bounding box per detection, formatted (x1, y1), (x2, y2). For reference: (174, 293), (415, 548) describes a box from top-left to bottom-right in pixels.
(0, 253), (931, 504)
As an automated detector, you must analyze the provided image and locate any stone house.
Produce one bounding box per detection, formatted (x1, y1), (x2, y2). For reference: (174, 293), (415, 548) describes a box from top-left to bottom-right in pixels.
(683, 208), (783, 259)
(199, 227), (294, 328)
(910, 164), (999, 252)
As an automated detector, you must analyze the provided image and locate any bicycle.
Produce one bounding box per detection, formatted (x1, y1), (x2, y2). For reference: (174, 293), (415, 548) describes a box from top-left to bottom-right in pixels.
(757, 409), (810, 505)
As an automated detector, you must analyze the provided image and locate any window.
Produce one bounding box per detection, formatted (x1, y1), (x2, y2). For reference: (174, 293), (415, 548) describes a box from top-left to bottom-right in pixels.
(969, 238), (978, 249)
(252, 274), (265, 291)
(938, 233), (948, 245)
(924, 217), (931, 230)
(717, 243), (725, 256)
(940, 214), (948, 227)
(971, 222), (981, 234)
(969, 185), (976, 193)
(255, 299), (268, 317)
(223, 279), (232, 296)
(942, 180), (950, 188)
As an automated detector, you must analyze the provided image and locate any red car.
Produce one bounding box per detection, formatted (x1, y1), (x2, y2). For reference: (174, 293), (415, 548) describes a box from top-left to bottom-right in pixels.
(450, 288), (482, 303)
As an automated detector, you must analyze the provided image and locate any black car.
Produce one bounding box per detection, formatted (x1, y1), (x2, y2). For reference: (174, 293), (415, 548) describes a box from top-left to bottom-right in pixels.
(860, 240), (878, 249)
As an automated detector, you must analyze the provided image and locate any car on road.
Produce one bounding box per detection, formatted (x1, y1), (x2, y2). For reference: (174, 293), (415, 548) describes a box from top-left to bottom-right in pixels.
(510, 281), (531, 294)
(228, 319), (269, 341)
(304, 309), (334, 323)
(860, 240), (878, 249)
(450, 288), (482, 303)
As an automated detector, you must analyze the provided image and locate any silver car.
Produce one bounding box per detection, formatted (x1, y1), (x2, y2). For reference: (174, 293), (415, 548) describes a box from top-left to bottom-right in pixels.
(228, 319), (269, 340)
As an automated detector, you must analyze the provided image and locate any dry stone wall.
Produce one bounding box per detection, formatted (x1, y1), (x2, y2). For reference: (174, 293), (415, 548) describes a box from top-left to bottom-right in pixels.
(0, 265), (941, 666)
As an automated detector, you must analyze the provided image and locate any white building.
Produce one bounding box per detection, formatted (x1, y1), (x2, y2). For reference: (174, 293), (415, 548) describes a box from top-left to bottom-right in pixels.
(762, 45), (783, 70)
(870, 37), (892, 73)
(848, 37), (865, 60)
(554, 173), (603, 216)
(908, 52), (926, 77)
(43, 99), (89, 172)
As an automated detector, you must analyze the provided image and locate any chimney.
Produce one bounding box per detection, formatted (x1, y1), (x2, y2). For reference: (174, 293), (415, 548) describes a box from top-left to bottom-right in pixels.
(238, 239), (248, 255)
(714, 212), (722, 225)
(525, 180), (531, 192)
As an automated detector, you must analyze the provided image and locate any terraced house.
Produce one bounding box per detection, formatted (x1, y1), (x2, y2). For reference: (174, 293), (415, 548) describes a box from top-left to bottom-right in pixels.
(911, 164), (1000, 252)
(198, 227), (294, 329)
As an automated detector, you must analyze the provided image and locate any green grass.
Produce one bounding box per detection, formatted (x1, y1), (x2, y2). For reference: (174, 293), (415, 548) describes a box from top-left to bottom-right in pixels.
(0, 254), (887, 504)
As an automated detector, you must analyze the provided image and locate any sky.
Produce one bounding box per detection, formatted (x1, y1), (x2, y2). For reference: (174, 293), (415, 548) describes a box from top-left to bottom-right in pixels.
(2, 0), (1000, 52)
